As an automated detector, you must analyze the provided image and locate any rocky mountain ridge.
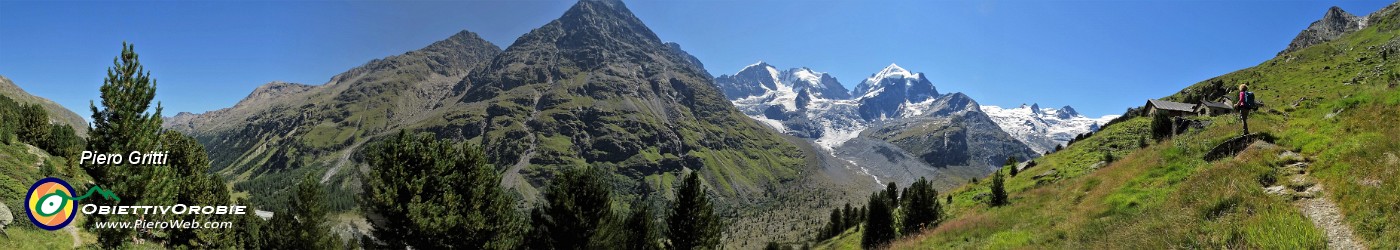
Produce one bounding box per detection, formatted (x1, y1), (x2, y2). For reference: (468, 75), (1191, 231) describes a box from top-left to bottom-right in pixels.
(1279, 4), (1400, 55)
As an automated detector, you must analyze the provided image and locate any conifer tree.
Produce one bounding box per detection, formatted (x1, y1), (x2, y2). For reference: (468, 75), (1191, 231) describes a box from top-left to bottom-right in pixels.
(823, 208), (842, 239)
(1007, 156), (1020, 177)
(163, 131), (232, 248)
(860, 192), (895, 249)
(18, 104), (50, 147)
(0, 95), (16, 145)
(623, 203), (664, 250)
(529, 166), (615, 249)
(901, 177), (941, 234)
(668, 172), (721, 250)
(84, 42), (177, 248)
(884, 182), (899, 208)
(840, 203), (854, 230)
(43, 124), (82, 163)
(288, 173), (337, 249)
(989, 168), (1008, 207)
(856, 206), (866, 223)
(361, 130), (523, 249)
(232, 197), (267, 249)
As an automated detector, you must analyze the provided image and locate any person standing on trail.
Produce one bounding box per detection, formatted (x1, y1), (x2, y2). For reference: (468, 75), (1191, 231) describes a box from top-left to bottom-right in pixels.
(1236, 84), (1253, 135)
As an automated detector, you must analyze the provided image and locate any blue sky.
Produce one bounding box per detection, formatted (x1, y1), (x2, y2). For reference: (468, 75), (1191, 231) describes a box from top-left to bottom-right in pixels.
(1, 0), (1392, 119)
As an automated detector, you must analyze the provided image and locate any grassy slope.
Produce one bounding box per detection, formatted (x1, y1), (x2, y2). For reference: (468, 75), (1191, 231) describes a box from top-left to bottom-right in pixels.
(0, 139), (98, 248)
(881, 6), (1400, 249)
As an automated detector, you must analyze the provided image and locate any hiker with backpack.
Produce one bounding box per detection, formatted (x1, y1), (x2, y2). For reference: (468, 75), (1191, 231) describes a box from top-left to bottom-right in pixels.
(1237, 84), (1254, 135)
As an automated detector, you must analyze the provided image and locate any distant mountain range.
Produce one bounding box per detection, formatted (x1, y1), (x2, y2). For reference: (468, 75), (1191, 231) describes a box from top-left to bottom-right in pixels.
(712, 62), (1084, 189)
(982, 103), (1118, 154)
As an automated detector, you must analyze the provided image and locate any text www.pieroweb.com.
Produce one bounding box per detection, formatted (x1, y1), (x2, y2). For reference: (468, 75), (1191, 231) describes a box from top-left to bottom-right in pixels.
(93, 220), (235, 229)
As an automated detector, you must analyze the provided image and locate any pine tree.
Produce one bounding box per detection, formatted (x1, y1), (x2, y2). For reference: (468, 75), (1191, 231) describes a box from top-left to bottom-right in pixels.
(529, 166), (615, 250)
(623, 203), (664, 250)
(84, 42), (177, 248)
(841, 203), (854, 230)
(165, 131), (232, 248)
(884, 182), (899, 208)
(1007, 156), (1020, 177)
(856, 206), (866, 223)
(823, 208), (842, 239)
(232, 197), (267, 249)
(989, 168), (1008, 207)
(668, 172), (722, 250)
(860, 192), (895, 249)
(18, 104), (49, 146)
(361, 130), (523, 249)
(288, 173), (337, 249)
(901, 177), (942, 234)
(0, 95), (16, 145)
(264, 205), (298, 247)
(43, 124), (83, 164)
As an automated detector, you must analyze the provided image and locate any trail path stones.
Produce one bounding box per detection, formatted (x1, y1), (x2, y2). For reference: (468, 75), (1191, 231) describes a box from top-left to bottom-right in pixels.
(1262, 149), (1367, 250)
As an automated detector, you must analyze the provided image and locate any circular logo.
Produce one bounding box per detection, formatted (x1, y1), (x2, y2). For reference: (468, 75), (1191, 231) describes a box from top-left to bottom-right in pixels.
(26, 177), (77, 231)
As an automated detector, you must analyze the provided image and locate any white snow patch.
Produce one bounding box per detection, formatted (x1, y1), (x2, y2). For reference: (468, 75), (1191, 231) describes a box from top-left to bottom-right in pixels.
(747, 115), (787, 133)
(790, 68), (825, 89)
(832, 151), (883, 186)
(814, 125), (865, 152)
(866, 63), (917, 84)
(982, 104), (1121, 153)
(899, 97), (941, 118)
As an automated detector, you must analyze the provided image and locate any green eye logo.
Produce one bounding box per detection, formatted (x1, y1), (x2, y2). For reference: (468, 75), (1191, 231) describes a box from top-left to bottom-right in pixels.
(25, 177), (120, 231)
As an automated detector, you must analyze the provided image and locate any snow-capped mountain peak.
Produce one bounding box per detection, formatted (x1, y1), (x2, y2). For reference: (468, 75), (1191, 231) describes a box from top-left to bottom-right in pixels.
(779, 67), (851, 100)
(981, 104), (1120, 154)
(854, 63), (935, 99)
(1056, 105), (1080, 119)
(715, 61), (785, 100)
(740, 60), (772, 72)
(851, 63), (940, 120)
(789, 67), (822, 83)
(1019, 103), (1044, 114)
(868, 63), (918, 83)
